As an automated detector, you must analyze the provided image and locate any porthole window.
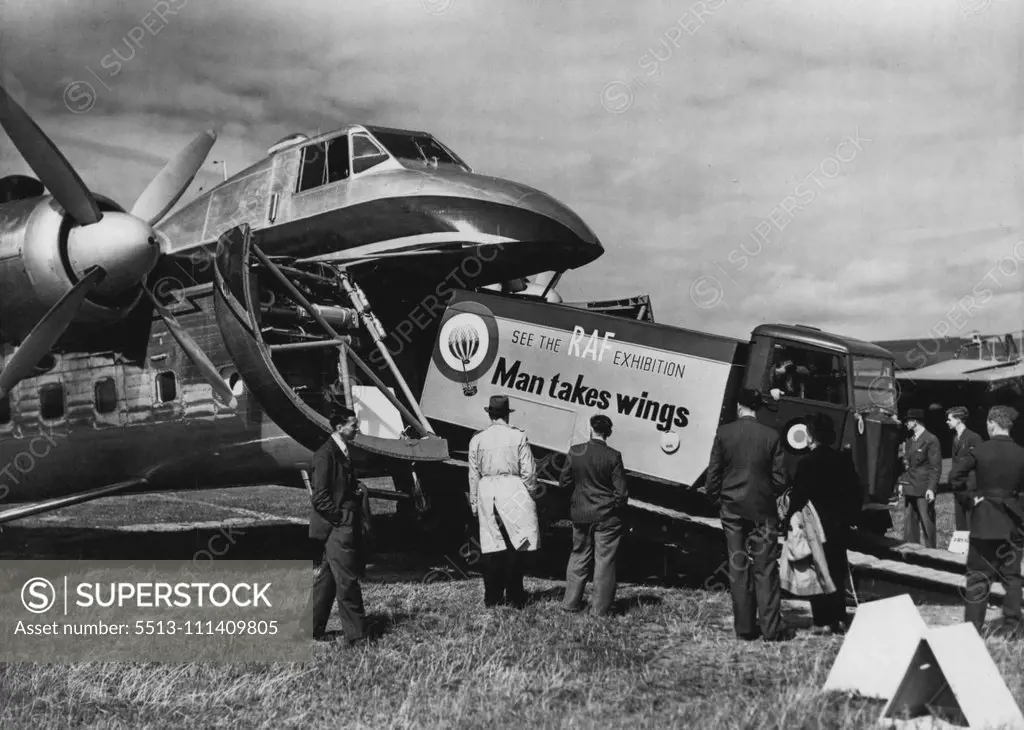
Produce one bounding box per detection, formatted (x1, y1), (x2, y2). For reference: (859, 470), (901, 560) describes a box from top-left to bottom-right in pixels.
(94, 378), (117, 414)
(39, 383), (65, 420)
(157, 371), (177, 403)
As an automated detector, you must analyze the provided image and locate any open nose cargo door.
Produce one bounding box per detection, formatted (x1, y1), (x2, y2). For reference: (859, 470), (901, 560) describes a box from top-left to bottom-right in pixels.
(210, 224), (449, 462)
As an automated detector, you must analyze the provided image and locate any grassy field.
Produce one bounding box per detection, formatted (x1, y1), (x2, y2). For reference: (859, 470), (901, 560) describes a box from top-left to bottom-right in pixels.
(0, 485), (1016, 728)
(2, 565), (1022, 729)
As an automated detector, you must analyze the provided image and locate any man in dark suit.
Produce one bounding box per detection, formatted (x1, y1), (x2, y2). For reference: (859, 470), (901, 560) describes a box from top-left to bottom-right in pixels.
(559, 414), (629, 617)
(785, 413), (862, 634)
(948, 405), (1024, 637)
(306, 407), (367, 645)
(947, 405), (984, 531)
(898, 407), (941, 548)
(706, 387), (792, 642)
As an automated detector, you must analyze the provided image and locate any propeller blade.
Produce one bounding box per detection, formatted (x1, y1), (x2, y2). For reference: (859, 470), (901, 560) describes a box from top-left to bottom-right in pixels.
(131, 129), (218, 226)
(0, 86), (101, 225)
(0, 267), (105, 399)
(143, 286), (238, 409)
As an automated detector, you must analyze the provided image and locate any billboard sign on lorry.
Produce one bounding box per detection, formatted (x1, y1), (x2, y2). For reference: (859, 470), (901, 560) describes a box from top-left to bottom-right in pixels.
(420, 290), (745, 487)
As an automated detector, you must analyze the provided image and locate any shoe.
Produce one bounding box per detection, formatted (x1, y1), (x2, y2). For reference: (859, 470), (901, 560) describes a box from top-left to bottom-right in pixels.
(737, 629), (762, 641)
(561, 604), (584, 613)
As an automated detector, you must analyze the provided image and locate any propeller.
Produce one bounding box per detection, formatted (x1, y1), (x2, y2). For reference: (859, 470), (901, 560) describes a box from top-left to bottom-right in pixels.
(0, 86), (101, 225)
(0, 267), (105, 399)
(0, 84), (236, 406)
(130, 129), (217, 226)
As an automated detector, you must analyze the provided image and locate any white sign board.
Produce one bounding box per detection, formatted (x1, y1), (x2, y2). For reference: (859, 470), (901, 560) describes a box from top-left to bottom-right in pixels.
(420, 292), (743, 487)
(948, 531), (969, 555)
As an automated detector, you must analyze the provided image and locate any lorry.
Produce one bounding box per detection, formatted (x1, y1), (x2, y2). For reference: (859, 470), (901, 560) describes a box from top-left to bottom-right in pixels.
(418, 289), (903, 536)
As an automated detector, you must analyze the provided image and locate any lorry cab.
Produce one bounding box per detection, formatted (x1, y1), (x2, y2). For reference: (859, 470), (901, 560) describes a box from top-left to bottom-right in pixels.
(743, 324), (902, 511)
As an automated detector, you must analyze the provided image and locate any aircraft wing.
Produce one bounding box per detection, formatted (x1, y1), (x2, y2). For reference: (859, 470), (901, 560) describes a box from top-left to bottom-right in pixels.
(895, 358), (1024, 382)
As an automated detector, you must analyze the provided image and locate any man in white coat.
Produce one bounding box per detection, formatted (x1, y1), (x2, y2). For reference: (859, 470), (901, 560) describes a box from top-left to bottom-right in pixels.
(468, 395), (540, 608)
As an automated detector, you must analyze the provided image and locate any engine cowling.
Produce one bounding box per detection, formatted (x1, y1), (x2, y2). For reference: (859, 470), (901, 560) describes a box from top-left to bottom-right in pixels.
(0, 194), (148, 345)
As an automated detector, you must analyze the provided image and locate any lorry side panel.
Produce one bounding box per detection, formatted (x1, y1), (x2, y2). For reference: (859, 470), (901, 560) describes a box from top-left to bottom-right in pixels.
(420, 290), (744, 488)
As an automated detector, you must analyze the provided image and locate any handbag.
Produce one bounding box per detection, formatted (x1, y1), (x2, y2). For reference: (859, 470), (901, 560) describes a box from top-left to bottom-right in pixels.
(784, 512), (813, 562)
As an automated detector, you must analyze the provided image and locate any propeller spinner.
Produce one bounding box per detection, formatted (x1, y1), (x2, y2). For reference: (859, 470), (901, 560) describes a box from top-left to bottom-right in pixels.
(0, 86), (235, 406)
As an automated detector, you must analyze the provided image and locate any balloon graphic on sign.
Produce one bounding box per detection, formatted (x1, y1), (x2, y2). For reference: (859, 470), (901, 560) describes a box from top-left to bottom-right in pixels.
(448, 324), (481, 396)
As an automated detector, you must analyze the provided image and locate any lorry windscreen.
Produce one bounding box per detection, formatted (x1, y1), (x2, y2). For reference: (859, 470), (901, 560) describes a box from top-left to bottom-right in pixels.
(852, 356), (898, 412)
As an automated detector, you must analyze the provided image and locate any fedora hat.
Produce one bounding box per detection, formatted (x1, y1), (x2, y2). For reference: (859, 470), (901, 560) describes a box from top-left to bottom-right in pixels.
(484, 395), (514, 415)
(736, 388), (762, 410)
(905, 408), (926, 422)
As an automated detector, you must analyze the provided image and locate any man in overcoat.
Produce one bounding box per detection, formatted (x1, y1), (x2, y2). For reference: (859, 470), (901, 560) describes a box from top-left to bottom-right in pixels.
(468, 395), (540, 608)
(706, 387), (792, 642)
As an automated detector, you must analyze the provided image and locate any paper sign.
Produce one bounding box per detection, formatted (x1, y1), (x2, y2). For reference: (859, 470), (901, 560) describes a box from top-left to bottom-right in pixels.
(948, 531), (969, 555)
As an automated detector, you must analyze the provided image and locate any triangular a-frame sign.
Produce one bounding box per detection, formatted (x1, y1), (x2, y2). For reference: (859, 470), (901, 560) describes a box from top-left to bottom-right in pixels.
(823, 594), (928, 699)
(880, 622), (1024, 729)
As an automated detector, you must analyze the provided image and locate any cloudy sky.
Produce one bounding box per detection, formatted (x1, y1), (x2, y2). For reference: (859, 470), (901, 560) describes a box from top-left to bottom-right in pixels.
(1, 0), (1021, 342)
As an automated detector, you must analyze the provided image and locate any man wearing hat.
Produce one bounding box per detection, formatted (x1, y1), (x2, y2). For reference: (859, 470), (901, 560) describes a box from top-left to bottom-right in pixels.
(948, 405), (1024, 637)
(706, 387), (792, 641)
(898, 408), (942, 548)
(468, 395), (540, 608)
(307, 407), (368, 645)
(947, 405), (984, 531)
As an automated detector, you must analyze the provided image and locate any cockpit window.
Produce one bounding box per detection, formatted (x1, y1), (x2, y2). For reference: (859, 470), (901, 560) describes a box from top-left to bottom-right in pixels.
(351, 133), (390, 174)
(369, 131), (466, 170)
(296, 135), (349, 192)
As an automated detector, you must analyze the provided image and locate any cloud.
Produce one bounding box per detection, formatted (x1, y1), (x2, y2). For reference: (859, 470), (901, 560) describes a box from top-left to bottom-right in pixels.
(1, 0), (1021, 343)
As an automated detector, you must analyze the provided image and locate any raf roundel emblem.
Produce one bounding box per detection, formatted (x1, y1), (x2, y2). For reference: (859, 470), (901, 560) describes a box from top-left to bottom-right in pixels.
(660, 431), (680, 454)
(432, 300), (499, 396)
(787, 423), (810, 451)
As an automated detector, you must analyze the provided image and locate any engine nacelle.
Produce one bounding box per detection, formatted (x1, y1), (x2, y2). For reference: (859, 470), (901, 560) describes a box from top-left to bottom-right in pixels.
(0, 195), (143, 345)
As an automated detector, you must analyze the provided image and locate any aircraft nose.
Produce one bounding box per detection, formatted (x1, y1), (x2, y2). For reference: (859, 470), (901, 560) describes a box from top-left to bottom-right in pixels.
(438, 171), (603, 269)
(495, 179), (600, 247)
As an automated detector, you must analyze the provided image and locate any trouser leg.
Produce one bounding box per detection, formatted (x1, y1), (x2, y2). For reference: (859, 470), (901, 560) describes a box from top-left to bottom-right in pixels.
(325, 525), (367, 643)
(954, 495), (971, 532)
(964, 538), (998, 632)
(811, 534), (849, 627)
(563, 523), (594, 610)
(920, 499), (937, 548)
(504, 547), (526, 606)
(494, 513), (525, 605)
(591, 516), (624, 616)
(721, 512), (757, 637)
(903, 497), (921, 544)
(308, 539), (335, 636)
(483, 551), (507, 606)
(750, 519), (783, 640)
(997, 539), (1023, 625)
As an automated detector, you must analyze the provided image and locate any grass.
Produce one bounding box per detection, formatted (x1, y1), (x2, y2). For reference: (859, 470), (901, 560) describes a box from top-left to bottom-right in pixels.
(0, 485), (1012, 728)
(3, 558), (1024, 730)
